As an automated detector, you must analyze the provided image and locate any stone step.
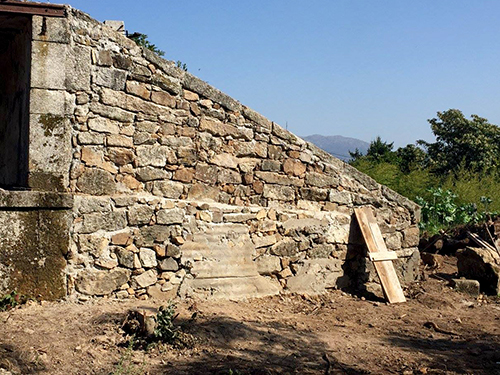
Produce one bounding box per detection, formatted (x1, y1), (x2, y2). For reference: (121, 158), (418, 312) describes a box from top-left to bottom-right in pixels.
(181, 275), (280, 300)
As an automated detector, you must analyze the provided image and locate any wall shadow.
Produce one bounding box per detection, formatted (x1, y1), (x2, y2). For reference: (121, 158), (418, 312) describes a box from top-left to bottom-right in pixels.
(385, 329), (500, 374)
(0, 342), (46, 374)
(151, 314), (361, 375)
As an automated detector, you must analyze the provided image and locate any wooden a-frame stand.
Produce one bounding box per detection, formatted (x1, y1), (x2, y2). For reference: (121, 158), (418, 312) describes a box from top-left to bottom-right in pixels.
(354, 207), (406, 304)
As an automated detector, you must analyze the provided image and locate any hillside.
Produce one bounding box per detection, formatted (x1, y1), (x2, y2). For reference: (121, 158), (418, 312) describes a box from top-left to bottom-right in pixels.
(303, 134), (369, 161)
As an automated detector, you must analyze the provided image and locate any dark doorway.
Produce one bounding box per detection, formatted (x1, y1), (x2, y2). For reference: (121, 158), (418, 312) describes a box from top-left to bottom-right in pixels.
(0, 14), (31, 189)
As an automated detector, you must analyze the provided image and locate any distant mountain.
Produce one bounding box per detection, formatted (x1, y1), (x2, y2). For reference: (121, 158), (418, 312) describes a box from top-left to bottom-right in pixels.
(303, 134), (369, 161)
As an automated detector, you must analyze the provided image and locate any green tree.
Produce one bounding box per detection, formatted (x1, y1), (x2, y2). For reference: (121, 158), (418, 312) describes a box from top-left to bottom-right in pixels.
(418, 109), (500, 175)
(395, 144), (427, 173)
(350, 136), (396, 163)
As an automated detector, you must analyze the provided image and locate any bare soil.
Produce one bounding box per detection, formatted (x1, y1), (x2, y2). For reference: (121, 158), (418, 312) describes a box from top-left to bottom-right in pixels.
(1, 257), (499, 375)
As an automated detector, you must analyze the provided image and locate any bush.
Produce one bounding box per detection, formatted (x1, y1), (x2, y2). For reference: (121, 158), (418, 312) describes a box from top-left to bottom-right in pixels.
(415, 187), (498, 235)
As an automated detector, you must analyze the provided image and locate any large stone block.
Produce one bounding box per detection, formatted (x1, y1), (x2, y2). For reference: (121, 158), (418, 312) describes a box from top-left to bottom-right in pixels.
(30, 89), (73, 115)
(77, 168), (116, 195)
(156, 208), (185, 225)
(0, 208), (71, 300)
(76, 268), (131, 295)
(457, 247), (500, 295)
(31, 41), (67, 89)
(151, 181), (184, 199)
(78, 211), (127, 233)
(32, 15), (70, 43)
(29, 114), (72, 187)
(66, 45), (91, 91)
(93, 67), (127, 90)
(286, 259), (344, 294)
(263, 185), (295, 201)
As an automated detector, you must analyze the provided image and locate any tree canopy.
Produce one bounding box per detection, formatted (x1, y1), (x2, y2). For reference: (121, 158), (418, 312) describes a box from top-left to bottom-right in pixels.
(418, 109), (500, 174)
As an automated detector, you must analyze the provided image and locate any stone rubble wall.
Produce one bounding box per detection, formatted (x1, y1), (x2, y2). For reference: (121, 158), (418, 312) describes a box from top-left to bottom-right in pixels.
(28, 7), (421, 300)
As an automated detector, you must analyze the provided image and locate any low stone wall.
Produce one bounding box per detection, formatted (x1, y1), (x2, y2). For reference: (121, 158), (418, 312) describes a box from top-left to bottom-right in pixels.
(66, 194), (420, 300)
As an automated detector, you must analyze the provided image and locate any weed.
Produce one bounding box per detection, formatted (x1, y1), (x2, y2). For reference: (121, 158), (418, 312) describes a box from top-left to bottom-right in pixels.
(176, 60), (188, 71)
(112, 336), (145, 375)
(0, 291), (26, 312)
(154, 301), (179, 343)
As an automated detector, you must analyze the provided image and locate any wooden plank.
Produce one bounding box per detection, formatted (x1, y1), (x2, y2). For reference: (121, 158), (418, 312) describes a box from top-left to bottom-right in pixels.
(354, 207), (406, 304)
(368, 251), (398, 262)
(467, 232), (496, 252)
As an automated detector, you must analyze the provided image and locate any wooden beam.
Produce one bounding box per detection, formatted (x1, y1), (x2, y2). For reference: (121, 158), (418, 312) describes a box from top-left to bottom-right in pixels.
(0, 1), (65, 17)
(354, 207), (406, 304)
(368, 251), (398, 262)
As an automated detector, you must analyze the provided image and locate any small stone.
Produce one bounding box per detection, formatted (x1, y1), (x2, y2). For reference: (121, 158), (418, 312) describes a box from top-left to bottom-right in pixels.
(256, 210), (267, 220)
(128, 205), (154, 225)
(151, 91), (176, 107)
(184, 90), (199, 101)
(88, 118), (120, 134)
(107, 134), (133, 148)
(166, 244), (181, 258)
(172, 236), (185, 245)
(139, 248), (157, 268)
(136, 167), (170, 182)
(198, 211), (212, 222)
(108, 148), (134, 166)
(156, 208), (184, 225)
(158, 257), (179, 271)
(261, 160), (281, 172)
(154, 244), (166, 258)
(116, 248), (137, 269)
(452, 278), (481, 296)
(134, 269), (157, 288)
(126, 81), (150, 100)
(77, 168), (116, 195)
(199, 99), (212, 107)
(95, 258), (118, 269)
(283, 159), (306, 176)
(278, 268), (293, 279)
(255, 255), (281, 275)
(173, 168), (195, 182)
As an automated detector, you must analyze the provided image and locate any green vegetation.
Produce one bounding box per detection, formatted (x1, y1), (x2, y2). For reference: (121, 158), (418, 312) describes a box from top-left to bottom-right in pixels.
(0, 291), (28, 312)
(127, 32), (165, 56)
(127, 34), (188, 71)
(176, 60), (188, 71)
(154, 301), (180, 343)
(112, 336), (145, 375)
(350, 109), (500, 234)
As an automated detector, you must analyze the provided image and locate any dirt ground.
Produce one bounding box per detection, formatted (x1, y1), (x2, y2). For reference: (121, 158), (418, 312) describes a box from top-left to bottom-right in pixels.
(1, 257), (499, 375)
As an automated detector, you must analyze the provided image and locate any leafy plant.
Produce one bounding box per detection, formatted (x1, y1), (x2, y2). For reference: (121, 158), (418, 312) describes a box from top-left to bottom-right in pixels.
(176, 60), (188, 71)
(0, 291), (25, 312)
(154, 301), (179, 343)
(416, 188), (497, 235)
(128, 32), (165, 56)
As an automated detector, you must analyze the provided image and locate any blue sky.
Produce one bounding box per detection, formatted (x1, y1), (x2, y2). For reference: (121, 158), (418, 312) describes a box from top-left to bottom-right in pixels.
(65, 0), (500, 147)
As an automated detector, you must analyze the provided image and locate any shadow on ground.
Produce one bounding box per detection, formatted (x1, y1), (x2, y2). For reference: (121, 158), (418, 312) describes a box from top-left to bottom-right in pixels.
(0, 343), (46, 374)
(151, 315), (362, 375)
(386, 328), (500, 375)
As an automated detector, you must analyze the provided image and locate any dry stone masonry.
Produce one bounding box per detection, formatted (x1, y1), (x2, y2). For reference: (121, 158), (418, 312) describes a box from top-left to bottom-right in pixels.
(0, 4), (421, 301)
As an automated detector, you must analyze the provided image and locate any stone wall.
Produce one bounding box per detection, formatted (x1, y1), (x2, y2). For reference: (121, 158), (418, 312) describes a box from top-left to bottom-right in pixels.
(1, 6), (421, 301)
